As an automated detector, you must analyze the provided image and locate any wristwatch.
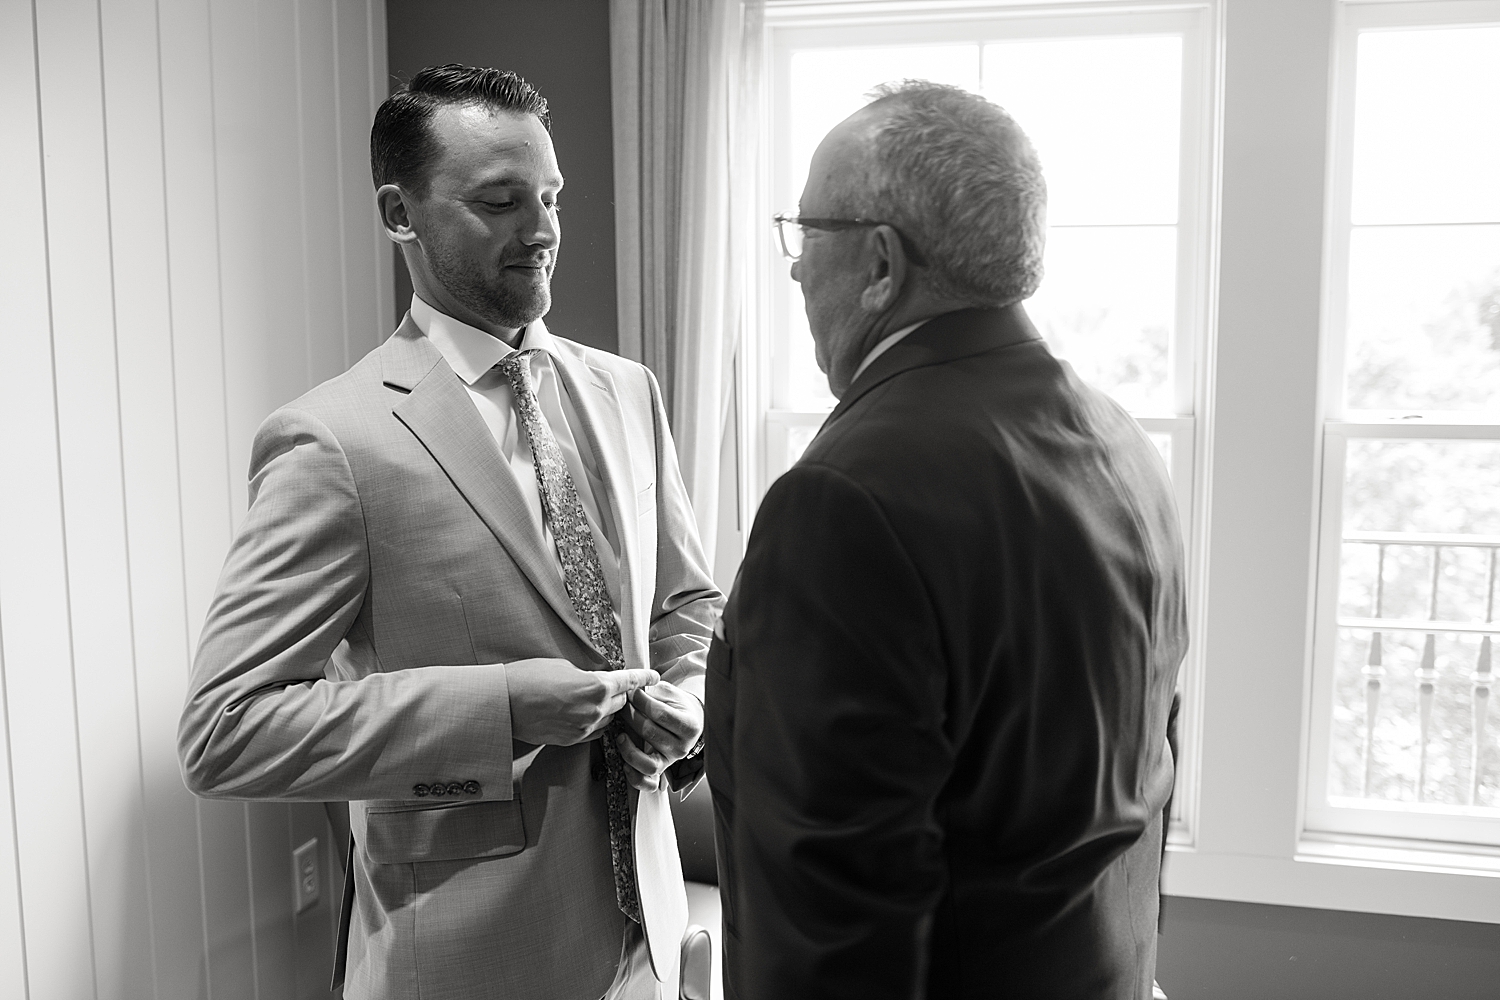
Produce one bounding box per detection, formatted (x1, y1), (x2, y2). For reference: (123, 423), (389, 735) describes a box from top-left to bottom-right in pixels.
(683, 736), (705, 760)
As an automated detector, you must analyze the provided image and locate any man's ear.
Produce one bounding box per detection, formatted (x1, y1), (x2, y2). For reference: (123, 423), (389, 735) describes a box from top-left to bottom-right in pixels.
(376, 183), (420, 246)
(859, 224), (909, 312)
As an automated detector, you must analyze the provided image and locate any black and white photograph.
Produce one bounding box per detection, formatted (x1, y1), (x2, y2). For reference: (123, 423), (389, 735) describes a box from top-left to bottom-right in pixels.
(1, 1), (1498, 998)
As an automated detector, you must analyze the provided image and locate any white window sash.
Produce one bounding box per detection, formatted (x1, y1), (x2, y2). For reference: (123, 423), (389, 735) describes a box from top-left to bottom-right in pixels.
(1305, 0), (1500, 853)
(750, 0), (1220, 850)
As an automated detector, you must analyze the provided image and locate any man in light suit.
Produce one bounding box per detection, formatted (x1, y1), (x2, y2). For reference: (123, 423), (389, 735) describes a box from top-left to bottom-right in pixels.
(707, 82), (1186, 998)
(178, 65), (721, 999)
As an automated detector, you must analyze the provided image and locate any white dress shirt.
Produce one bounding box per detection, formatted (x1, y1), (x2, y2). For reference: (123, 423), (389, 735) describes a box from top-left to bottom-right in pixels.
(410, 295), (623, 613)
(851, 318), (929, 385)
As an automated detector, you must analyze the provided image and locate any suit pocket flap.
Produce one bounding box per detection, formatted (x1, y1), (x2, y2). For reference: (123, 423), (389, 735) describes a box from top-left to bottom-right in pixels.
(363, 799), (526, 864)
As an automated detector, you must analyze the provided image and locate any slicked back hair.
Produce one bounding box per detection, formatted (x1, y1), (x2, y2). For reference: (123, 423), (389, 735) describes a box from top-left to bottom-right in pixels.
(371, 63), (551, 195)
(858, 81), (1047, 308)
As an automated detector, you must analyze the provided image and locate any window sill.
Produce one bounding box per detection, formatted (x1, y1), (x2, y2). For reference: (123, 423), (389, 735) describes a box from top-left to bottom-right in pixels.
(1296, 831), (1500, 879)
(1163, 840), (1500, 924)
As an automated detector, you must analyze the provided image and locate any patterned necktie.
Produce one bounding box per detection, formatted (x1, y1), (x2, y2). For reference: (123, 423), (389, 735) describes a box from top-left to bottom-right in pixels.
(497, 349), (641, 924)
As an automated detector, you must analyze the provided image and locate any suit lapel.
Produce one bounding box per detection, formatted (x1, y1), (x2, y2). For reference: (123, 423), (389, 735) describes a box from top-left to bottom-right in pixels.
(381, 322), (593, 650)
(550, 348), (642, 652)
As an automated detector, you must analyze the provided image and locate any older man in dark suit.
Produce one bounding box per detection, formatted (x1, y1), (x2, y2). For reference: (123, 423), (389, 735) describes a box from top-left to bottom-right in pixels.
(706, 81), (1187, 999)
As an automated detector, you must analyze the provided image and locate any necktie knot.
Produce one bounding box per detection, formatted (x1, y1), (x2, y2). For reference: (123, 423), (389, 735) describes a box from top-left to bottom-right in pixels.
(496, 349), (539, 393)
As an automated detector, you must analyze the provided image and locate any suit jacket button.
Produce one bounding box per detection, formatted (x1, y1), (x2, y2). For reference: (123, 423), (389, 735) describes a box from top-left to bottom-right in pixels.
(413, 783), (429, 797)
(429, 782), (446, 796)
(463, 781), (481, 795)
(446, 782), (464, 796)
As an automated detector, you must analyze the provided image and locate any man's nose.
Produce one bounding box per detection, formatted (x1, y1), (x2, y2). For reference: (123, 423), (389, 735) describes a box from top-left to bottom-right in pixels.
(789, 258), (803, 284)
(521, 202), (560, 249)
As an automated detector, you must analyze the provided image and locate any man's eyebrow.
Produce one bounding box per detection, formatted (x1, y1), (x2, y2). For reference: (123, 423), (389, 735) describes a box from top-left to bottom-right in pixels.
(472, 172), (565, 190)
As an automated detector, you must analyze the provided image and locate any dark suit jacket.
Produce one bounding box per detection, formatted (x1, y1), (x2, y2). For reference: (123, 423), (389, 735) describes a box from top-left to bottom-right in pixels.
(706, 305), (1187, 999)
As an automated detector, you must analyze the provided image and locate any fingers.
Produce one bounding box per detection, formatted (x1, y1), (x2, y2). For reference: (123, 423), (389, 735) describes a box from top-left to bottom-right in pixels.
(631, 712), (687, 758)
(628, 683), (695, 740)
(601, 668), (660, 700)
(627, 682), (702, 760)
(629, 684), (684, 721)
(614, 729), (667, 782)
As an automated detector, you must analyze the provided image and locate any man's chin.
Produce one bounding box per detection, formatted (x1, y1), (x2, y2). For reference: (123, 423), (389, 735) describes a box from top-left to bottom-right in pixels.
(484, 288), (551, 330)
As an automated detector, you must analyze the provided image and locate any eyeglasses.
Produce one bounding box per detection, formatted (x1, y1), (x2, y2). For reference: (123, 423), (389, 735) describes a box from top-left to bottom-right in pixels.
(772, 213), (926, 265)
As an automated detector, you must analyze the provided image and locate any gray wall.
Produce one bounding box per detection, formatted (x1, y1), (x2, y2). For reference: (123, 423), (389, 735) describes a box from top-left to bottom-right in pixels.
(386, 0), (618, 352)
(1157, 896), (1500, 999)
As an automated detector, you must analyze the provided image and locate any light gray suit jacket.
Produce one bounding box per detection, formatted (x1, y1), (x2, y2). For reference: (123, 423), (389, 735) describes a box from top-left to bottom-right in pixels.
(179, 316), (722, 1000)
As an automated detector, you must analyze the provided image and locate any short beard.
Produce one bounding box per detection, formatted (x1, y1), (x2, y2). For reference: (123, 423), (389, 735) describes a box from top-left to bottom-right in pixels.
(426, 238), (554, 331)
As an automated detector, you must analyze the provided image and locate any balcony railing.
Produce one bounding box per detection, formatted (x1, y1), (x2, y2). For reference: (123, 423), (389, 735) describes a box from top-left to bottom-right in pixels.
(1339, 531), (1498, 809)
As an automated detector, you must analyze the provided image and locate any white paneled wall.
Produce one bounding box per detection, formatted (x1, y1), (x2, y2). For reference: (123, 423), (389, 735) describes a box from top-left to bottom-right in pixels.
(0, 1), (391, 997)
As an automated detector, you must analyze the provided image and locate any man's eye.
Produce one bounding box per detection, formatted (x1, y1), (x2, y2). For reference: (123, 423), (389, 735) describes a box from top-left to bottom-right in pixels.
(482, 201), (514, 211)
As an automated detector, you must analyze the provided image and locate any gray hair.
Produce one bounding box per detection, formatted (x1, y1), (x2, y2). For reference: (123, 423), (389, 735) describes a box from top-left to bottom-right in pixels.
(855, 80), (1047, 307)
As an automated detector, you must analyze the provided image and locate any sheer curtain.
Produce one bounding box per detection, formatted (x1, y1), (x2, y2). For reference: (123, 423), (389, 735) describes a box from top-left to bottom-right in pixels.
(610, 0), (762, 565)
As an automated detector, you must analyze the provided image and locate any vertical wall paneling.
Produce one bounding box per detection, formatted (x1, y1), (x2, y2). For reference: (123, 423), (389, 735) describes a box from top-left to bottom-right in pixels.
(300, 0), (351, 386)
(201, 0), (265, 988)
(336, 0), (383, 363)
(288, 806), (335, 998)
(213, 0), (282, 509)
(369, 0), (395, 342)
(0, 2), (45, 994)
(228, 6), (299, 993)
(157, 0), (232, 992)
(160, 0), (233, 651)
(0, 619), (25, 998)
(0, 2), (392, 998)
(1, 0), (99, 995)
(70, 0), (164, 995)
(106, 1), (211, 993)
(196, 797), (255, 1000)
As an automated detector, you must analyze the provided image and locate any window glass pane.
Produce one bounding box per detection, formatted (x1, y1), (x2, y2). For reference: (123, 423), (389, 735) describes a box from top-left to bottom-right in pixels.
(1026, 226), (1176, 414)
(787, 423), (820, 469)
(982, 35), (1181, 226)
(1345, 439), (1500, 536)
(780, 34), (1185, 417)
(1148, 432), (1172, 471)
(1351, 26), (1500, 226)
(1328, 628), (1495, 808)
(1328, 439), (1500, 811)
(1344, 226), (1500, 414)
(788, 45), (981, 207)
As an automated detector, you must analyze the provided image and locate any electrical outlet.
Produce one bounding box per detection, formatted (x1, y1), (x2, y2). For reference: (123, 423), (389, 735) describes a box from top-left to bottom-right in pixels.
(293, 837), (320, 914)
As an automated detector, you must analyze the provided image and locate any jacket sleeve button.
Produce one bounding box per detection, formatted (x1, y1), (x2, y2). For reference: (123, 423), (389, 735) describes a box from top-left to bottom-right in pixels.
(446, 782), (464, 796)
(463, 781), (481, 795)
(429, 782), (446, 797)
(413, 784), (429, 797)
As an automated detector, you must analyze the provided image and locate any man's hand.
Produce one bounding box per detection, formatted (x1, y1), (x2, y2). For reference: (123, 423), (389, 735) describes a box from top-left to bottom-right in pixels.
(613, 680), (704, 791)
(506, 658), (659, 746)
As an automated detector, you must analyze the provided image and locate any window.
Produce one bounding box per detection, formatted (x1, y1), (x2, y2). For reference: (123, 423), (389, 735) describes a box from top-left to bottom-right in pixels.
(753, 0), (1218, 842)
(734, 0), (1500, 924)
(1308, 0), (1500, 850)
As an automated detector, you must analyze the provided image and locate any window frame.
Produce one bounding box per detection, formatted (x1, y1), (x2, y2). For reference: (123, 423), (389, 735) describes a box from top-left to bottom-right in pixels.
(748, 0), (1221, 849)
(726, 0), (1500, 925)
(1304, 0), (1500, 851)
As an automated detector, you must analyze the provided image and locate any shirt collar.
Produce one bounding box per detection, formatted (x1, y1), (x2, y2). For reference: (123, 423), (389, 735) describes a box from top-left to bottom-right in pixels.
(409, 294), (560, 386)
(851, 318), (929, 386)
